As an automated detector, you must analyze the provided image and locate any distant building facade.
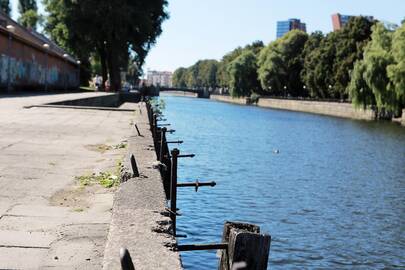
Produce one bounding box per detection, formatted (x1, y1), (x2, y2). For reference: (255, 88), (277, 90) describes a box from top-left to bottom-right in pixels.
(332, 13), (374, 31)
(276, 18), (307, 38)
(146, 70), (173, 87)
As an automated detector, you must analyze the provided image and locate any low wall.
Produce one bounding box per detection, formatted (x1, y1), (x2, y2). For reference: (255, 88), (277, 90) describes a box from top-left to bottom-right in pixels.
(209, 95), (376, 121)
(257, 98), (375, 120)
(102, 102), (182, 270)
(161, 91), (198, 98)
(210, 94), (248, 105)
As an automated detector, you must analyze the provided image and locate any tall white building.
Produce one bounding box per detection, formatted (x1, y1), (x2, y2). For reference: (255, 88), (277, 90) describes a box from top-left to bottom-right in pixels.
(146, 70), (173, 87)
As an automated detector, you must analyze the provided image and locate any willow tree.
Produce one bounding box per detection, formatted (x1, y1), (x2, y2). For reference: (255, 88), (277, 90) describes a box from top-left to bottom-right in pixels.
(387, 23), (405, 112)
(348, 22), (405, 116)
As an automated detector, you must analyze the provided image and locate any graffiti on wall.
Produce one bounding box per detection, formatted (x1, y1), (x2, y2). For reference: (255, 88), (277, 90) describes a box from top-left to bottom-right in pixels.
(0, 53), (78, 90)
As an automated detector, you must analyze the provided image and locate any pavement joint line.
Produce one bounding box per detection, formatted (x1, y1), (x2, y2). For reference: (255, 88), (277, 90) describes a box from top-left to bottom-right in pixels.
(23, 104), (136, 112)
(0, 245), (50, 249)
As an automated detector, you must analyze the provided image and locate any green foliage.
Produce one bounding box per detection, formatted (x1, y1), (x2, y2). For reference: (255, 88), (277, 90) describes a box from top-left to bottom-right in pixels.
(363, 23), (398, 113)
(18, 9), (40, 29)
(387, 23), (405, 108)
(228, 50), (261, 97)
(216, 47), (243, 88)
(43, 0), (168, 91)
(333, 16), (374, 99)
(348, 60), (375, 109)
(149, 97), (166, 115)
(172, 60), (219, 89)
(172, 67), (188, 88)
(258, 30), (308, 96)
(302, 17), (374, 99)
(301, 31), (324, 97)
(216, 41), (263, 89)
(348, 22), (405, 116)
(0, 0), (11, 15)
(75, 160), (122, 188)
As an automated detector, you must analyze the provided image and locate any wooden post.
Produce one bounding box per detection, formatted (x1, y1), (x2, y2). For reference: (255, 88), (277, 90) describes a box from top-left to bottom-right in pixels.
(219, 221), (271, 270)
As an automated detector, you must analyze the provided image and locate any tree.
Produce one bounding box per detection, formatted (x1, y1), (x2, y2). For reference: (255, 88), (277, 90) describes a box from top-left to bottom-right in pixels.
(18, 9), (40, 29)
(228, 50), (261, 97)
(0, 0), (11, 16)
(333, 16), (374, 99)
(217, 47), (243, 88)
(172, 67), (188, 88)
(258, 30), (308, 96)
(44, 0), (168, 91)
(387, 23), (405, 112)
(18, 0), (39, 29)
(301, 31), (324, 97)
(363, 23), (397, 113)
(197, 60), (218, 88)
(348, 22), (404, 117)
(216, 41), (263, 90)
(348, 60), (375, 109)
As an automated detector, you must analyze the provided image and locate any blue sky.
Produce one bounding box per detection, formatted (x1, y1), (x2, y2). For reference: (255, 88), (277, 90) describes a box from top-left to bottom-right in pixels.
(10, 0), (405, 72)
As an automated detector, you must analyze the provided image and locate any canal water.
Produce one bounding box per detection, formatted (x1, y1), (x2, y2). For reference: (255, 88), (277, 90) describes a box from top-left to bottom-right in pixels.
(160, 94), (405, 269)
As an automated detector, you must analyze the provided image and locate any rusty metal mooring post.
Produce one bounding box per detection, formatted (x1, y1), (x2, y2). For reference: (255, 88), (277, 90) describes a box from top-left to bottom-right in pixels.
(159, 127), (167, 162)
(120, 248), (135, 270)
(152, 114), (157, 139)
(170, 148), (179, 236)
(134, 124), (141, 136)
(130, 154), (140, 177)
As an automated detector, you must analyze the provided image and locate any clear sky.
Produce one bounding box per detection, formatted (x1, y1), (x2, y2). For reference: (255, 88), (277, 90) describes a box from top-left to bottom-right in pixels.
(10, 0), (405, 73)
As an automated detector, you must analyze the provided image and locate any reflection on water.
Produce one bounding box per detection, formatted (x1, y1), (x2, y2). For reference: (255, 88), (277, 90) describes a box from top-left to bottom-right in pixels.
(161, 95), (405, 269)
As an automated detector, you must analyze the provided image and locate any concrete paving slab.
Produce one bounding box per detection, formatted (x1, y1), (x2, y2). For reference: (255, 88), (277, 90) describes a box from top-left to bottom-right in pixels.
(0, 216), (62, 232)
(0, 247), (48, 269)
(0, 92), (134, 269)
(0, 230), (54, 248)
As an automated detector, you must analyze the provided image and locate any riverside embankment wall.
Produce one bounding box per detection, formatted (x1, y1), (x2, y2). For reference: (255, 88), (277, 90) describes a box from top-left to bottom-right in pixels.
(210, 94), (377, 121)
(102, 102), (182, 270)
(0, 12), (79, 91)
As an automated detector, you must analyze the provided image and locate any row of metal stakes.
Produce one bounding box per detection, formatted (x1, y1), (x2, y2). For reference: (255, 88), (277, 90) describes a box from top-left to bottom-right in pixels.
(122, 99), (271, 270)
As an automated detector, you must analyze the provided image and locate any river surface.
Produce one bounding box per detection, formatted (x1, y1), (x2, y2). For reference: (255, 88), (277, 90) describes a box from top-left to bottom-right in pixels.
(160, 94), (405, 270)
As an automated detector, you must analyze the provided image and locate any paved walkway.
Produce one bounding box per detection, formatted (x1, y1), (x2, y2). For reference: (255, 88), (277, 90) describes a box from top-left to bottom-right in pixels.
(0, 92), (135, 269)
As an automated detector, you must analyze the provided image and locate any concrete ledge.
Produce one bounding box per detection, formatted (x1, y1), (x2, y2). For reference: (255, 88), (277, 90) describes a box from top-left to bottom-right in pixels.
(257, 98), (375, 120)
(210, 95), (376, 121)
(102, 103), (182, 270)
(210, 95), (248, 105)
(161, 91), (198, 98)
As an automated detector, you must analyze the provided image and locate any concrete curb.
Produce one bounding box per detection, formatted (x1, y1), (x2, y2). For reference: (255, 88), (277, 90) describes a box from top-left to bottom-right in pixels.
(102, 103), (182, 270)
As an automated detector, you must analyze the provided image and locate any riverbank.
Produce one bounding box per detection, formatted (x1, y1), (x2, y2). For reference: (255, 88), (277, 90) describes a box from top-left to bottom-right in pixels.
(210, 94), (405, 125)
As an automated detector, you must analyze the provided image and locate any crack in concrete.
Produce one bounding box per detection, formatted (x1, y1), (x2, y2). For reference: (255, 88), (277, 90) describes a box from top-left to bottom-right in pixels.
(0, 245), (49, 249)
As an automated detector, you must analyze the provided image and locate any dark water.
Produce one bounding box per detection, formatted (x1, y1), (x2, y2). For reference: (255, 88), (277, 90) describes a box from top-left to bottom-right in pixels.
(160, 94), (405, 269)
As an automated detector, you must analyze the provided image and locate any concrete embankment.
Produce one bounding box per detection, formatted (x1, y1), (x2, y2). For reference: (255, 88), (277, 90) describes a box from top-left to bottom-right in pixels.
(102, 102), (182, 270)
(210, 94), (376, 121)
(161, 91), (198, 98)
(403, 109), (405, 126)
